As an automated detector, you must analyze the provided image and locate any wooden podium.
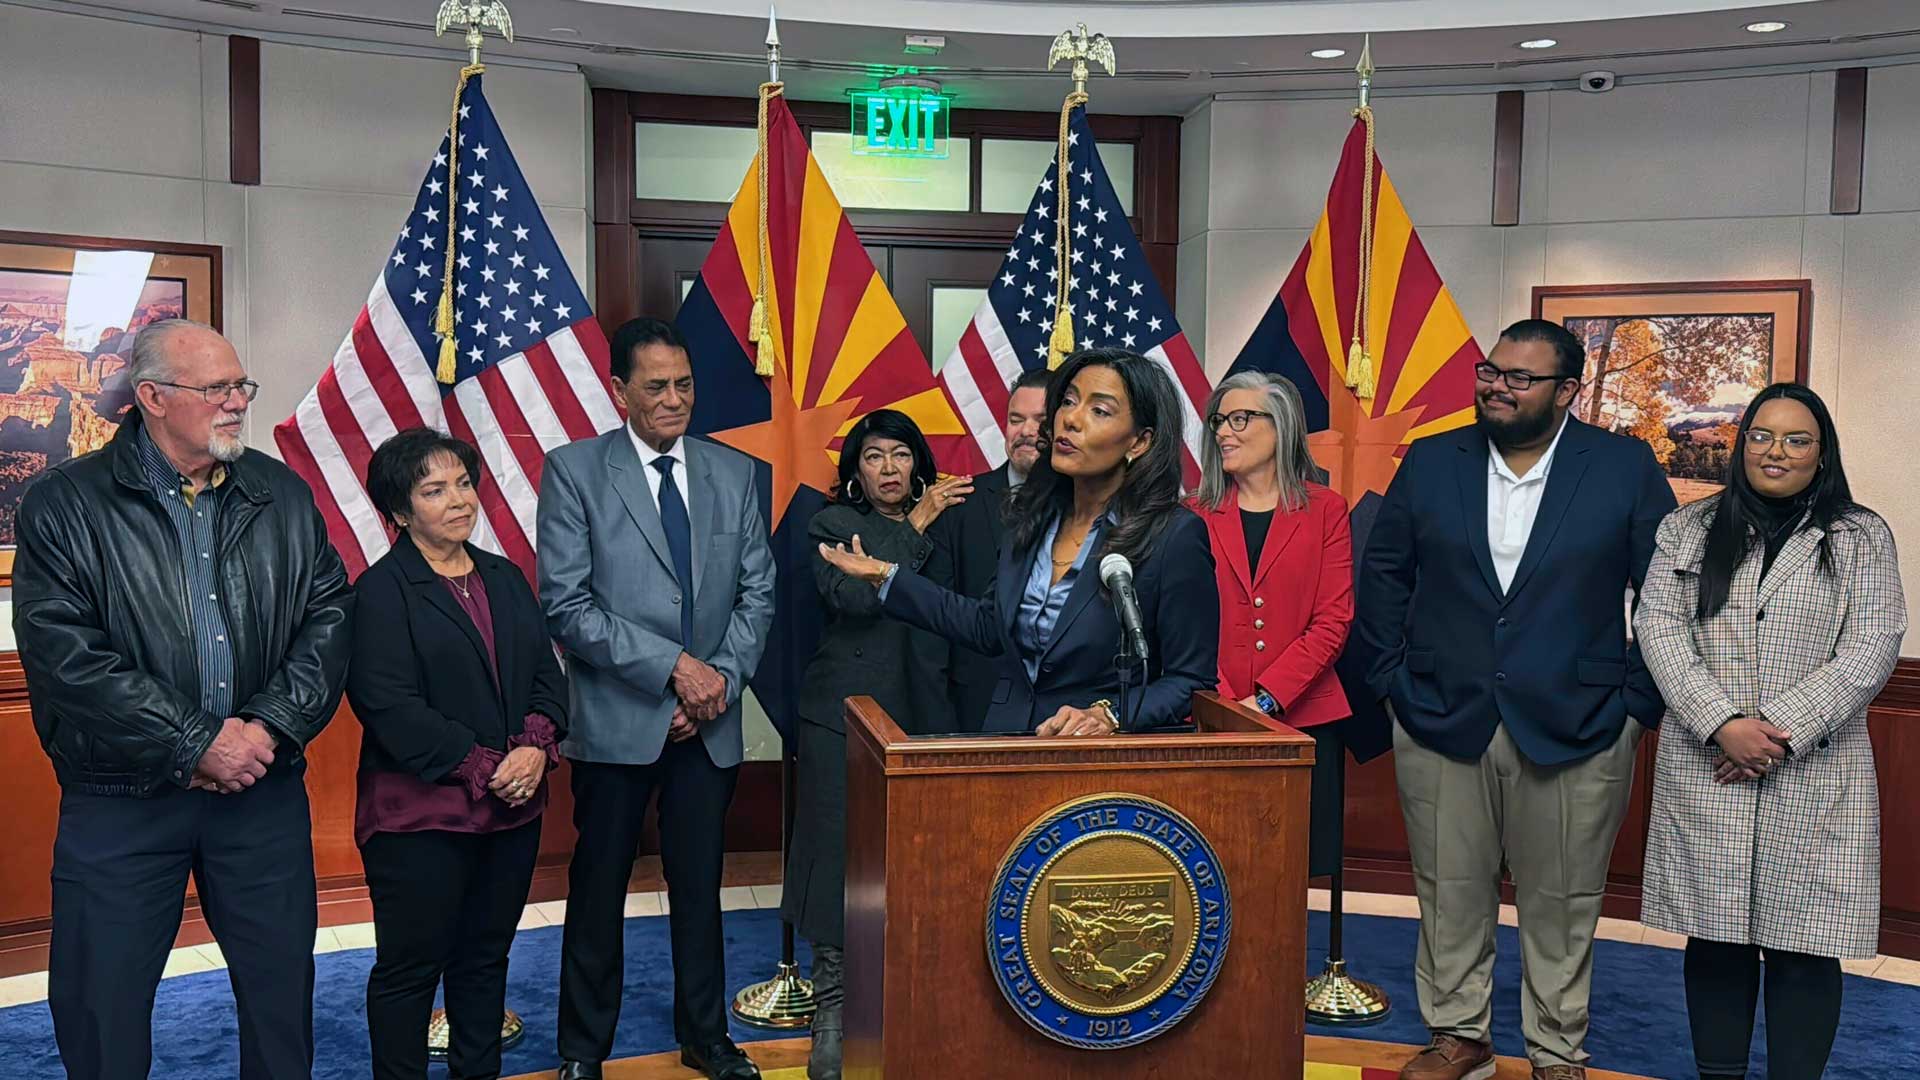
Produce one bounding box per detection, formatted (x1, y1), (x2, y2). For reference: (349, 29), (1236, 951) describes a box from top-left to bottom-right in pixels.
(843, 693), (1315, 1078)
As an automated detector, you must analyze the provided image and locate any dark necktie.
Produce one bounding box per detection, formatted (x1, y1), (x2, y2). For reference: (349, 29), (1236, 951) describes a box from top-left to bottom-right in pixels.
(651, 455), (695, 645)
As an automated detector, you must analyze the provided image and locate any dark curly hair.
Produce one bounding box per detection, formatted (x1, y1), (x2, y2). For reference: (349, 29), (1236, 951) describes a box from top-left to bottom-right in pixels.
(833, 408), (937, 511)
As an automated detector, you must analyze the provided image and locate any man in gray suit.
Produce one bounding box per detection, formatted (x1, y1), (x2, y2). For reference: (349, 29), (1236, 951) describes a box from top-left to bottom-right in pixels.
(538, 317), (775, 1080)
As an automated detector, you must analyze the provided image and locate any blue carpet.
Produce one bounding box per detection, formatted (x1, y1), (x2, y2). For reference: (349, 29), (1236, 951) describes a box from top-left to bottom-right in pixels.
(1, 908), (1915, 1077)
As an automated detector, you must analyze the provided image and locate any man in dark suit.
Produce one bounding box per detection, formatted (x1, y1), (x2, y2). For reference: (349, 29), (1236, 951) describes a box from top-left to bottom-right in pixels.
(1356, 320), (1676, 1080)
(538, 318), (776, 1080)
(946, 366), (1049, 729)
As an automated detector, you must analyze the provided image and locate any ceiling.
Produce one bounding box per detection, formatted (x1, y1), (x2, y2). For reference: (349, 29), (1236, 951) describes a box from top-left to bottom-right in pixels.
(27, 0), (1920, 112)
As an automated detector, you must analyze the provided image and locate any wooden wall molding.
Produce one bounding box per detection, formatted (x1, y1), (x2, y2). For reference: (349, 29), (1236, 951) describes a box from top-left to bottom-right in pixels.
(229, 35), (261, 186)
(1491, 89), (1523, 227)
(1831, 67), (1867, 216)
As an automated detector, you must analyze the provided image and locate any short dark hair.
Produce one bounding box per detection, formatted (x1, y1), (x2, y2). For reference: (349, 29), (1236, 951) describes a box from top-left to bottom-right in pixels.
(609, 317), (688, 381)
(1499, 318), (1586, 379)
(834, 409), (937, 510)
(1009, 366), (1051, 397)
(365, 427), (481, 529)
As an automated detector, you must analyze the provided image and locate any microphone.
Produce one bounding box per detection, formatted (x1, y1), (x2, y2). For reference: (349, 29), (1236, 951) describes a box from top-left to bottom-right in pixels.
(1098, 553), (1150, 662)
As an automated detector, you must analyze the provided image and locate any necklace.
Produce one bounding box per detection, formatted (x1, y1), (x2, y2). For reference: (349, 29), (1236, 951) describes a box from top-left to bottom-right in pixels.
(445, 571), (474, 600)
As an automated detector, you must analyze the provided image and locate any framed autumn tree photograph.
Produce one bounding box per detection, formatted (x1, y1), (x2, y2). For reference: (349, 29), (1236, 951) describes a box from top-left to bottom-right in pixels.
(1533, 280), (1811, 504)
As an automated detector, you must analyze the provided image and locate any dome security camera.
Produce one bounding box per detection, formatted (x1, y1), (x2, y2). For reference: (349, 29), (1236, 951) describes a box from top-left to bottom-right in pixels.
(1580, 71), (1617, 93)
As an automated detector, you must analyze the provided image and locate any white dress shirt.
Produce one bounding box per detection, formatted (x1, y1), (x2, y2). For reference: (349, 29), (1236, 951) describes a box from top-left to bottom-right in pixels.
(628, 424), (691, 515)
(1486, 413), (1569, 593)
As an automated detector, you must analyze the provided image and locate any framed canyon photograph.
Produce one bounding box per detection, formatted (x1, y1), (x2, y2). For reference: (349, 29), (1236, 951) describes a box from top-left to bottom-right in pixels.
(1533, 279), (1811, 505)
(0, 230), (222, 585)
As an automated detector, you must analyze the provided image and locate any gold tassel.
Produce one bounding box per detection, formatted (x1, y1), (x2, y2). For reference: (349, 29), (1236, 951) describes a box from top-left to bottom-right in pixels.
(1346, 105), (1379, 403)
(748, 82), (783, 377)
(432, 64), (484, 385)
(1047, 312), (1075, 369)
(1346, 339), (1375, 401)
(1047, 88), (1090, 369)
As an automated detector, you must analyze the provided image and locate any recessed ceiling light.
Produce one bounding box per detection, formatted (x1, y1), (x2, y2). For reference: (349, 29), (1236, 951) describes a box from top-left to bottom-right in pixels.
(547, 27), (580, 36)
(1309, 48), (1347, 60)
(1745, 21), (1789, 33)
(1518, 38), (1558, 50)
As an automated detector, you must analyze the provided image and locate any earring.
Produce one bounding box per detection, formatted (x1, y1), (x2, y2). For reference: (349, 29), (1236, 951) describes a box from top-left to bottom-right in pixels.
(911, 476), (928, 501)
(1124, 454), (1137, 469)
(844, 478), (864, 502)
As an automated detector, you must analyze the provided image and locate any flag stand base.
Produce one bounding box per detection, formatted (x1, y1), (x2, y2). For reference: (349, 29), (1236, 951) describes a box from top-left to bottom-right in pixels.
(1304, 959), (1391, 1025)
(731, 958), (817, 1030)
(426, 1007), (524, 1059)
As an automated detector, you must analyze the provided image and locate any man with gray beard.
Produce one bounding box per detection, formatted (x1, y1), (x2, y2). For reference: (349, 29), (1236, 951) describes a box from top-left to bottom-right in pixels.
(13, 319), (354, 1079)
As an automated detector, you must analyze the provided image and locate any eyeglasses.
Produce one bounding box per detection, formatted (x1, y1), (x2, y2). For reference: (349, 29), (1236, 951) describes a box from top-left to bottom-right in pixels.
(1474, 362), (1569, 392)
(1207, 410), (1275, 433)
(150, 379), (260, 405)
(1744, 430), (1819, 458)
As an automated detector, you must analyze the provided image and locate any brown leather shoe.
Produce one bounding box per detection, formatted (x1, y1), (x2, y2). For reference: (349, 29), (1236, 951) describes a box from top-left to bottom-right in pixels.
(1532, 1068), (1587, 1080)
(1399, 1034), (1496, 1080)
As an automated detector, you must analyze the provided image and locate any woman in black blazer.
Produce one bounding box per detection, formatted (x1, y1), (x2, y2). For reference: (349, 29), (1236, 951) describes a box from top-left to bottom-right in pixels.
(789, 408), (969, 1079)
(347, 428), (568, 1080)
(820, 347), (1219, 735)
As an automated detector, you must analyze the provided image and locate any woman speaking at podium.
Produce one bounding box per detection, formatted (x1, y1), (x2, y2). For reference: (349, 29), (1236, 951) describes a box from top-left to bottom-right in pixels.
(818, 347), (1218, 736)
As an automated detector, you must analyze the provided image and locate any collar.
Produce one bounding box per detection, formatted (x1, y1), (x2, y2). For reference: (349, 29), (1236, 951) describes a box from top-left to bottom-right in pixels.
(628, 424), (687, 473)
(1007, 463), (1029, 489)
(136, 420), (228, 503)
(1487, 412), (1570, 484)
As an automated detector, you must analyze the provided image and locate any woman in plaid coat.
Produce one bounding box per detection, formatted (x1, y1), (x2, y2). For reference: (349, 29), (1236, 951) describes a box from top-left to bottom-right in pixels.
(1635, 383), (1905, 1080)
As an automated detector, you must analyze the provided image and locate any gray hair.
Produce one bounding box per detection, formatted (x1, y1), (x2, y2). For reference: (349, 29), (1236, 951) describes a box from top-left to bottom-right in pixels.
(126, 318), (216, 396)
(1196, 370), (1316, 512)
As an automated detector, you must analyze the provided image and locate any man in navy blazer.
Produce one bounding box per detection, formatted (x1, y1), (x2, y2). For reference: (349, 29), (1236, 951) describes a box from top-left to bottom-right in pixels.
(1356, 320), (1676, 1080)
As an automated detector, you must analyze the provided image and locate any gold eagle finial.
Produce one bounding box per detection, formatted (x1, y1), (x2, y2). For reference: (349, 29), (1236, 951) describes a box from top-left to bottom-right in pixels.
(434, 0), (514, 66)
(1048, 23), (1116, 95)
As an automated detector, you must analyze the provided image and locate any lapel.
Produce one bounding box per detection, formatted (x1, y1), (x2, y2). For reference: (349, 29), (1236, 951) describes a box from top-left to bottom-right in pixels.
(605, 427), (674, 579)
(1757, 521), (1823, 607)
(1208, 495), (1254, 596)
(474, 550), (518, 710)
(683, 439), (715, 599)
(1453, 438), (1501, 597)
(1503, 420), (1592, 604)
(1041, 517), (1109, 662)
(1252, 498), (1307, 591)
(397, 538), (500, 709)
(995, 539), (1027, 643)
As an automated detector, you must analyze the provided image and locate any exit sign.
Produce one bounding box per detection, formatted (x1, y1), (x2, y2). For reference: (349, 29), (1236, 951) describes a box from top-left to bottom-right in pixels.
(850, 88), (951, 158)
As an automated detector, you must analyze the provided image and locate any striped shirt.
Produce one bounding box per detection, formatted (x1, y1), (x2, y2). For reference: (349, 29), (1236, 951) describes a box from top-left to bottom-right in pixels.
(136, 426), (237, 722)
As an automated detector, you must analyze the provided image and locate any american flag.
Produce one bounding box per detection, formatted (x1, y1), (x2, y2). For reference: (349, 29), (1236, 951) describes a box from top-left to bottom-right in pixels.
(275, 73), (621, 581)
(938, 105), (1209, 477)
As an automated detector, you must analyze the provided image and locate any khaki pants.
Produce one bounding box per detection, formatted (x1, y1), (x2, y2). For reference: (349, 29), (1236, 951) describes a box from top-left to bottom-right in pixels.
(1393, 719), (1640, 1068)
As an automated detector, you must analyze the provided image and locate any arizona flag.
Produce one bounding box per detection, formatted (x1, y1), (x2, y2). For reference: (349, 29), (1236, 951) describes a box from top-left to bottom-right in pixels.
(1227, 115), (1479, 506)
(675, 93), (989, 734)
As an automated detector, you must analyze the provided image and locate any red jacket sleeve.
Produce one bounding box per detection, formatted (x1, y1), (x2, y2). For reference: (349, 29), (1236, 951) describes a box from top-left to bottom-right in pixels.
(1256, 493), (1354, 709)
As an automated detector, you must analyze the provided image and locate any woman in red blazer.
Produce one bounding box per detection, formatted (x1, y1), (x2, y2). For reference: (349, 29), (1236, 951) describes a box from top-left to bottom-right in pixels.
(1192, 371), (1353, 875)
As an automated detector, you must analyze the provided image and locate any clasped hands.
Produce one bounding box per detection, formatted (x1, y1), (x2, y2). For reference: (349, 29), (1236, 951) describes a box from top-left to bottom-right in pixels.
(488, 746), (548, 807)
(1711, 714), (1793, 785)
(191, 716), (277, 794)
(669, 651), (729, 743)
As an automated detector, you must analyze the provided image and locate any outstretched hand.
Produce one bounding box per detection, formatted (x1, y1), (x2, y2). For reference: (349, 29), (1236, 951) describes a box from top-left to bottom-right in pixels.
(817, 534), (892, 586)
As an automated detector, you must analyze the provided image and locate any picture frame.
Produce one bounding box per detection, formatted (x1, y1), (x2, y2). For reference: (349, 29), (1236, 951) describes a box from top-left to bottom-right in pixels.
(0, 230), (222, 586)
(1532, 279), (1811, 505)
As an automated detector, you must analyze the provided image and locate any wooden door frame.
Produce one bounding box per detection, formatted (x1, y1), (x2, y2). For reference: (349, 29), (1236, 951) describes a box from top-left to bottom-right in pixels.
(590, 88), (1182, 333)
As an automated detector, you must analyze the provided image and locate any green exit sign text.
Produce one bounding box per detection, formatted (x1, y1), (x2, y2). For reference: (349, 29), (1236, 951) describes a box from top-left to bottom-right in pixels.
(850, 88), (951, 158)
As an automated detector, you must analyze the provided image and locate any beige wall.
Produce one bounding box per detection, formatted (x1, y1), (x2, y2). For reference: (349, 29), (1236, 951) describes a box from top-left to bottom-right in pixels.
(1180, 68), (1920, 652)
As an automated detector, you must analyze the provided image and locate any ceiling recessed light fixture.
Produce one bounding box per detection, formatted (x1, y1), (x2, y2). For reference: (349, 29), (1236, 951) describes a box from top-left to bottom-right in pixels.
(1518, 38), (1558, 50)
(1309, 48), (1347, 59)
(547, 26), (580, 36)
(1745, 21), (1789, 33)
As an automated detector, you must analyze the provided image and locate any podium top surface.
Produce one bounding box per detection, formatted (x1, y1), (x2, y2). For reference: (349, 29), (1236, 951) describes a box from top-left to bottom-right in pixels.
(845, 694), (1315, 777)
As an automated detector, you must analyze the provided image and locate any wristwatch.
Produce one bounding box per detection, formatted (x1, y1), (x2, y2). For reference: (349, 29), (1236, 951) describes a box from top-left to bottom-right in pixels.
(1088, 699), (1121, 731)
(1254, 688), (1281, 717)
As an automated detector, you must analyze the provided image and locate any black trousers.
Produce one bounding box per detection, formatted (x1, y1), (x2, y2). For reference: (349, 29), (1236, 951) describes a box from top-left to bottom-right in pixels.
(360, 819), (542, 1080)
(1685, 937), (1843, 1080)
(558, 741), (740, 1061)
(49, 767), (317, 1080)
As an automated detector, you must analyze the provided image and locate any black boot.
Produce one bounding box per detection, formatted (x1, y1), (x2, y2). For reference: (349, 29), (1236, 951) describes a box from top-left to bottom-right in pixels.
(807, 943), (844, 1080)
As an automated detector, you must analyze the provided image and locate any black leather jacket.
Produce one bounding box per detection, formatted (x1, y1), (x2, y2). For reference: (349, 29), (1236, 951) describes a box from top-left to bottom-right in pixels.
(12, 413), (355, 796)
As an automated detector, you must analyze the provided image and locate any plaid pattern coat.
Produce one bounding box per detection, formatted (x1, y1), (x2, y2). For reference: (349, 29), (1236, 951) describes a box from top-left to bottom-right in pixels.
(1634, 497), (1906, 958)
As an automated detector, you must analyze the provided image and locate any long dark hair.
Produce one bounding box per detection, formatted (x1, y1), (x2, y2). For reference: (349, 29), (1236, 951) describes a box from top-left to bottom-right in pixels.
(833, 408), (937, 511)
(1697, 382), (1857, 618)
(1006, 348), (1187, 567)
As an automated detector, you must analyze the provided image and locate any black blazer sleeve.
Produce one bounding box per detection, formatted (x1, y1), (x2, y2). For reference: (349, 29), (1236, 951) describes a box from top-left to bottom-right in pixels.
(509, 566), (570, 740)
(345, 563), (476, 781)
(1356, 438), (1423, 702)
(1624, 438), (1679, 723)
(811, 506), (934, 617)
(1133, 512), (1220, 730)
(883, 560), (1006, 657)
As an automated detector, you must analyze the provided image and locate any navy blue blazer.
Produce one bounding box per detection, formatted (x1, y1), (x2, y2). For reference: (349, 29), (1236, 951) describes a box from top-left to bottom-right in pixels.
(883, 507), (1219, 733)
(1355, 418), (1676, 765)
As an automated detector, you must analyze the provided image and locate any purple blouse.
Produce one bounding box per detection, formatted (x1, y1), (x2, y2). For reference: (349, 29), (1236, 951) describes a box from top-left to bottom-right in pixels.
(353, 572), (560, 846)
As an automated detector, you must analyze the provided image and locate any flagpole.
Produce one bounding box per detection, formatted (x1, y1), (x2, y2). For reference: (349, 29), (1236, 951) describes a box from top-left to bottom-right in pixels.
(1043, 23), (1114, 368)
(426, 0), (528, 1058)
(1306, 31), (1392, 1029)
(731, 5), (816, 1030)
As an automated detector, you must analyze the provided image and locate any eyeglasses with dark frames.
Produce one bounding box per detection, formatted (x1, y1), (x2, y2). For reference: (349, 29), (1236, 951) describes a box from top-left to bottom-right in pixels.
(1207, 410), (1275, 433)
(1474, 361), (1570, 392)
(1744, 430), (1819, 459)
(149, 379), (260, 405)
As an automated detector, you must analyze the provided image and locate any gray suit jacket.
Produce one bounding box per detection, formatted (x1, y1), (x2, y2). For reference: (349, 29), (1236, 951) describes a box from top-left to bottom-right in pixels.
(537, 427), (775, 768)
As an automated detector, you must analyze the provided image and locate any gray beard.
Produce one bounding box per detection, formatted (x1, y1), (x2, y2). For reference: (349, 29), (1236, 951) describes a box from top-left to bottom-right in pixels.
(209, 426), (246, 463)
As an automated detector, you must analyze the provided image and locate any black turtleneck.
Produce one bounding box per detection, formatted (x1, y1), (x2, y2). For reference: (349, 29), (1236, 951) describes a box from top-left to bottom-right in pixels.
(1749, 489), (1808, 579)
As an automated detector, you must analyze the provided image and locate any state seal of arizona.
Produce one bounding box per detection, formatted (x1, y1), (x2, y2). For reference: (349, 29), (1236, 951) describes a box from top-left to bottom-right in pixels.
(985, 793), (1231, 1049)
